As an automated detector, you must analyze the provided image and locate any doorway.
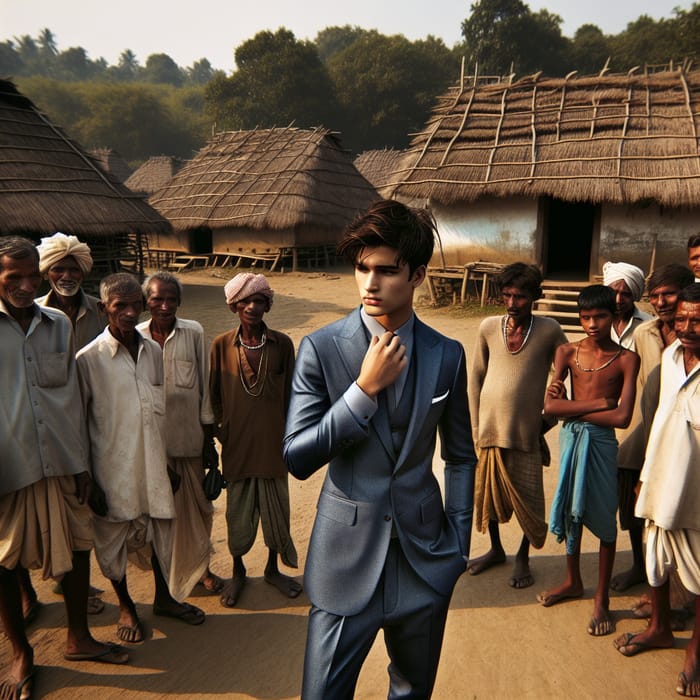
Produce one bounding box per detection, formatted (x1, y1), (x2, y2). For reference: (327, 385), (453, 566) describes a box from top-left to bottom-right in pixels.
(540, 197), (598, 280)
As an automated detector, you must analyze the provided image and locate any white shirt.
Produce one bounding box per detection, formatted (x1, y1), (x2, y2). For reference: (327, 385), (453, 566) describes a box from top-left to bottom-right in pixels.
(611, 306), (654, 350)
(77, 328), (175, 521)
(636, 340), (700, 530)
(137, 317), (214, 458)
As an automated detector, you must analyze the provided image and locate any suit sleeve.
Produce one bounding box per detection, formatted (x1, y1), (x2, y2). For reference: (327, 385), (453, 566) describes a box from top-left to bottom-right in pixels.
(283, 335), (368, 480)
(440, 343), (477, 559)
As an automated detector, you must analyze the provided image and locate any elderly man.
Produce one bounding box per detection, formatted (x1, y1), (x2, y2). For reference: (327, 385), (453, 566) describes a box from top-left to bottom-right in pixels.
(0, 237), (127, 700)
(603, 261), (653, 350)
(36, 232), (106, 348)
(137, 271), (223, 596)
(615, 284), (700, 697)
(77, 273), (205, 644)
(33, 232), (107, 616)
(612, 264), (695, 592)
(210, 272), (301, 608)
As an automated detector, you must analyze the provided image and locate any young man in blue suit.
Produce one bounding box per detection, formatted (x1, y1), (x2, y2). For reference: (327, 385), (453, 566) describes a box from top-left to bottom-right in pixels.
(284, 200), (476, 699)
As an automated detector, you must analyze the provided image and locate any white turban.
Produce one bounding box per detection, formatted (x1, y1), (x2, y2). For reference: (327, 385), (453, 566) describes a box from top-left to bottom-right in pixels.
(224, 273), (274, 307)
(37, 232), (93, 275)
(602, 261), (645, 301)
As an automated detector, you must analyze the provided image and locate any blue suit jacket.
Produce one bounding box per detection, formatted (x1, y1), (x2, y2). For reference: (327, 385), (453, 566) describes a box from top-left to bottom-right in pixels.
(283, 308), (476, 616)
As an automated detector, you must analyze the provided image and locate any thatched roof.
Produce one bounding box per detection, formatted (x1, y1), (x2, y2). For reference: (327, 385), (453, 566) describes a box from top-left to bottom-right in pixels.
(389, 67), (700, 208)
(149, 126), (379, 231)
(126, 155), (186, 195)
(89, 147), (133, 184)
(0, 80), (171, 236)
(354, 149), (406, 198)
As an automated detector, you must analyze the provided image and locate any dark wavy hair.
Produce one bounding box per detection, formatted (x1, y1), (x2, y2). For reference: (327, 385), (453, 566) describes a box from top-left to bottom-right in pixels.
(496, 262), (543, 300)
(677, 282), (700, 304)
(647, 264), (694, 294)
(337, 200), (437, 276)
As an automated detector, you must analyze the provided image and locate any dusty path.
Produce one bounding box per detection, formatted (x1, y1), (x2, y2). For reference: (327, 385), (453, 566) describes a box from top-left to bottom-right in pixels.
(2, 268), (689, 699)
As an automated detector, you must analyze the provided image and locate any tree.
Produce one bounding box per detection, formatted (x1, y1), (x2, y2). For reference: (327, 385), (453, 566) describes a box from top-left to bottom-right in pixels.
(609, 15), (681, 70)
(55, 47), (92, 81)
(327, 32), (459, 151)
(37, 28), (58, 59)
(143, 53), (183, 86)
(13, 35), (40, 74)
(186, 58), (214, 85)
(0, 40), (23, 77)
(570, 25), (610, 74)
(461, 0), (571, 76)
(109, 49), (141, 82)
(205, 29), (339, 131)
(314, 25), (369, 63)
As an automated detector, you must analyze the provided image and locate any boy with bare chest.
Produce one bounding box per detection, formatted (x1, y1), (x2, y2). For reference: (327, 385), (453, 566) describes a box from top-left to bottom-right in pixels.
(537, 285), (639, 636)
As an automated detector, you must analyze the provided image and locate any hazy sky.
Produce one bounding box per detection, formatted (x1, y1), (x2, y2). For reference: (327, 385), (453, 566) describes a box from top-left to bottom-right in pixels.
(1, 0), (694, 71)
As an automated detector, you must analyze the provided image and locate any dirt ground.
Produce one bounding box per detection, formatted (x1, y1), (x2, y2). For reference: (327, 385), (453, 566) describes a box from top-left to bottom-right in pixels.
(2, 267), (692, 699)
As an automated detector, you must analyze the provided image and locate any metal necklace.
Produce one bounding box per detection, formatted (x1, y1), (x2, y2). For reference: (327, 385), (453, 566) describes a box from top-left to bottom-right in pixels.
(238, 344), (268, 397)
(239, 332), (266, 351)
(574, 342), (622, 372)
(502, 315), (534, 355)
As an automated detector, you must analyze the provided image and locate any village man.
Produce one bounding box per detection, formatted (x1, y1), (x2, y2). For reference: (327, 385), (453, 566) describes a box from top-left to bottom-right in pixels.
(615, 283), (700, 698)
(210, 272), (301, 608)
(0, 237), (127, 700)
(137, 271), (223, 596)
(603, 260), (653, 350)
(467, 262), (567, 588)
(77, 273), (205, 645)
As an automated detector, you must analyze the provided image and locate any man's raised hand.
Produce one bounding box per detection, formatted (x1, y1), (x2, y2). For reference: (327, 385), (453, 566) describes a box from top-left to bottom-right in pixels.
(357, 332), (406, 399)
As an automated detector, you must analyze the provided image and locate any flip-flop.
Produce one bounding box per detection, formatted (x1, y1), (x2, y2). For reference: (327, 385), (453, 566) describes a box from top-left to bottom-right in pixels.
(64, 642), (129, 665)
(117, 621), (144, 643)
(0, 672), (34, 700)
(153, 602), (205, 625)
(677, 671), (700, 697)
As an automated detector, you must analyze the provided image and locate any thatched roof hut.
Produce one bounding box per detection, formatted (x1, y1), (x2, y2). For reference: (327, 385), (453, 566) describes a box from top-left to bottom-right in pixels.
(387, 66), (700, 276)
(149, 126), (378, 255)
(0, 80), (171, 282)
(89, 147), (133, 184)
(126, 155), (186, 196)
(354, 149), (407, 199)
(389, 67), (700, 206)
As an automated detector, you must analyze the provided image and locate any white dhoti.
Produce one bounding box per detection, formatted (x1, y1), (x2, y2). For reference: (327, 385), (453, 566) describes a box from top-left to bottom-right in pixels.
(646, 522), (700, 596)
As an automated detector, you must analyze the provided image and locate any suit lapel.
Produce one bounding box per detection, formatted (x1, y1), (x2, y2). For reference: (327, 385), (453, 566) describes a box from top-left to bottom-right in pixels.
(333, 309), (395, 459)
(394, 319), (442, 471)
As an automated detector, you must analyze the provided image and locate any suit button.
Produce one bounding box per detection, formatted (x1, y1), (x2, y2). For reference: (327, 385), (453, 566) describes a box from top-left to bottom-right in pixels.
(384, 515), (392, 522)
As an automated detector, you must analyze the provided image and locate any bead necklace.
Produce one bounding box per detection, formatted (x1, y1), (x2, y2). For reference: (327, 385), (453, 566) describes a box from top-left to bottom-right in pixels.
(574, 342), (622, 372)
(238, 344), (268, 397)
(502, 315), (534, 355)
(239, 333), (266, 351)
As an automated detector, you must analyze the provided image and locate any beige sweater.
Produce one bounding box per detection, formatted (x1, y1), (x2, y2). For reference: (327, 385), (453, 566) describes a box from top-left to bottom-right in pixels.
(468, 315), (567, 452)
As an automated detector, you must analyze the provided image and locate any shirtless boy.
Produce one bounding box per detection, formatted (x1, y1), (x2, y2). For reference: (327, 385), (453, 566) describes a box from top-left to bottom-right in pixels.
(537, 285), (639, 637)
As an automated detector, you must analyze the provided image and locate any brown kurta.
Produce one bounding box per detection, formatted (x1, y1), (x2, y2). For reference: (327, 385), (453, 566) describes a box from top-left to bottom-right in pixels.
(210, 326), (294, 482)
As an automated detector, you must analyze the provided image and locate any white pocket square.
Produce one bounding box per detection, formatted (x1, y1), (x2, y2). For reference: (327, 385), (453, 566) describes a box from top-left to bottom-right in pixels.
(431, 390), (449, 404)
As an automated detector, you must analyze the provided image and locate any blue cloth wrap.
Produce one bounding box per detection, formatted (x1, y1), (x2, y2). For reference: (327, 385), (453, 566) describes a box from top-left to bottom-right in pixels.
(549, 420), (618, 554)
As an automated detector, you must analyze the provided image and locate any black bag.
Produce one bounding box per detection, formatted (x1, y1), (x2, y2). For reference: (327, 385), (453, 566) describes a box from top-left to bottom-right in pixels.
(202, 467), (227, 501)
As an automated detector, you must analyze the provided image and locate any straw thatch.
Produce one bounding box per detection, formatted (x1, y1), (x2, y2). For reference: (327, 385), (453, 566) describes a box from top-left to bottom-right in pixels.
(149, 126), (378, 233)
(89, 147), (133, 184)
(388, 67), (700, 208)
(354, 149), (407, 198)
(126, 155), (186, 196)
(0, 79), (171, 237)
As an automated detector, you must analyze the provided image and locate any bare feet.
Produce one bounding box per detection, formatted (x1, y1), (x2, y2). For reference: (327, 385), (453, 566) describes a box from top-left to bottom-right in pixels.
(467, 549), (506, 576)
(152, 601), (205, 625)
(509, 558), (534, 589)
(614, 629), (674, 656)
(264, 571), (303, 598)
(536, 582), (584, 607)
(610, 565), (646, 592)
(87, 595), (105, 615)
(199, 571), (224, 594)
(116, 608), (144, 643)
(220, 575), (246, 608)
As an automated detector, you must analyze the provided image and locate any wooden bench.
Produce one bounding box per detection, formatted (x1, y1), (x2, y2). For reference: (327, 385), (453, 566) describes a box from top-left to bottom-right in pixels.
(425, 262), (506, 306)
